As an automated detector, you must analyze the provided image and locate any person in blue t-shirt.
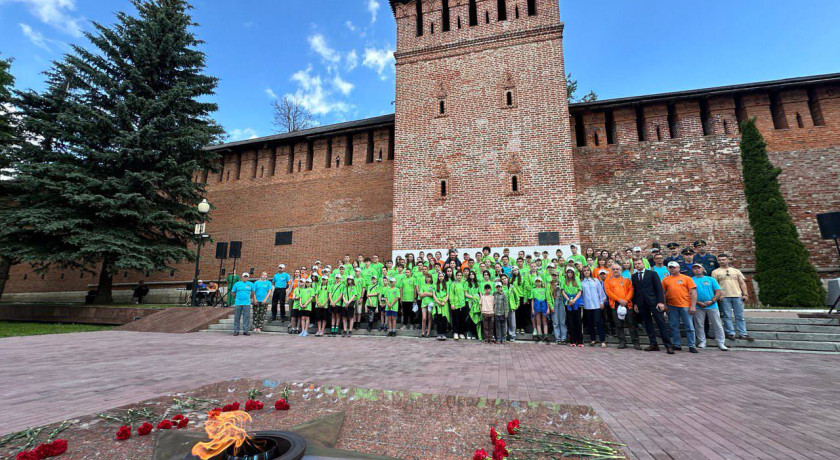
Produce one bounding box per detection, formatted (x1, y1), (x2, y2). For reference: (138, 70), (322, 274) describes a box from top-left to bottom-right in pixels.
(691, 264), (728, 350)
(252, 272), (274, 333)
(231, 272), (256, 336)
(271, 264), (292, 322)
(651, 253), (670, 281)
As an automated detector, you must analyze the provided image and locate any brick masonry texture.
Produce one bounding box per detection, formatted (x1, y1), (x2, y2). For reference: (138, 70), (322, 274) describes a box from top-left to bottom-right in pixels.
(5, 0), (840, 297)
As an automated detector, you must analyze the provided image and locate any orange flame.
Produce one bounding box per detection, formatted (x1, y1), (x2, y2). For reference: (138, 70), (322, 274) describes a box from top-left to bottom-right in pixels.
(191, 410), (252, 460)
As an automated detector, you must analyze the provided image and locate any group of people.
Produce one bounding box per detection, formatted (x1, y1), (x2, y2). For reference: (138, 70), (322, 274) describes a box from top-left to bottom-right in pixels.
(227, 241), (754, 354)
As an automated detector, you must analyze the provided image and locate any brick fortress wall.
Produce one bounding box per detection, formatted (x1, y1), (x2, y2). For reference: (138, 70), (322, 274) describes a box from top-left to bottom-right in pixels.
(392, 0), (579, 251)
(4, 126), (396, 297)
(571, 83), (840, 273)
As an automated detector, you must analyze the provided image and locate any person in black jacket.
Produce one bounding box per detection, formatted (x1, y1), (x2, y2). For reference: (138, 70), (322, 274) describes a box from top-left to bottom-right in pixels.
(631, 259), (674, 354)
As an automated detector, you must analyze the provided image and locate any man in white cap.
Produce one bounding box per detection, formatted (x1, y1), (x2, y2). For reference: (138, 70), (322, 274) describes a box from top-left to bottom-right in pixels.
(632, 247), (651, 271)
(230, 272), (255, 336)
(271, 264), (291, 322)
(691, 263), (728, 350)
(662, 261), (698, 353)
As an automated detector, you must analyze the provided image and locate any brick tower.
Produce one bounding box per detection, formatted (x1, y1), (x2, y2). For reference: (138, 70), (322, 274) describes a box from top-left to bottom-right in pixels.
(390, 0), (579, 255)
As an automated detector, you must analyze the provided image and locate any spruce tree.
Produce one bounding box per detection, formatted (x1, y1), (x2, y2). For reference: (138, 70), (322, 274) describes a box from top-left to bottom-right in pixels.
(739, 118), (825, 307)
(0, 0), (223, 303)
(0, 54), (17, 299)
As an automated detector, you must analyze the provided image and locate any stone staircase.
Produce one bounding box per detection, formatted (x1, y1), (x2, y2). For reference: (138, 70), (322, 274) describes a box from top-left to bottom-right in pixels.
(200, 312), (840, 352)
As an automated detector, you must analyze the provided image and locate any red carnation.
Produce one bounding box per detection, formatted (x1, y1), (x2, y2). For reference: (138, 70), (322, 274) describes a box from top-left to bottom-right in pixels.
(274, 399), (290, 411)
(177, 417), (190, 429)
(15, 450), (40, 460)
(173, 414), (184, 421)
(116, 425), (131, 441)
(157, 419), (173, 430)
(222, 401), (241, 412)
(138, 422), (153, 436)
(245, 399), (264, 412)
(494, 439), (509, 457)
(473, 448), (489, 460)
(492, 449), (505, 460)
(506, 419), (520, 435)
(490, 427), (498, 442)
(35, 438), (68, 458)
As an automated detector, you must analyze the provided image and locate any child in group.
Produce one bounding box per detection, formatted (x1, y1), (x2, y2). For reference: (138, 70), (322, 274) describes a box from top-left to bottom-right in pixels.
(433, 276), (450, 341)
(448, 270), (468, 340)
(563, 267), (584, 347)
(288, 274), (301, 334)
(329, 273), (344, 336)
(531, 278), (551, 342)
(364, 275), (380, 332)
(479, 283), (495, 344)
(379, 267), (389, 331)
(314, 277), (330, 336)
(418, 273), (436, 338)
(493, 282), (509, 344)
(383, 277), (401, 336)
(296, 278), (314, 337)
(342, 277), (359, 337)
(465, 271), (482, 340)
(398, 267), (417, 331)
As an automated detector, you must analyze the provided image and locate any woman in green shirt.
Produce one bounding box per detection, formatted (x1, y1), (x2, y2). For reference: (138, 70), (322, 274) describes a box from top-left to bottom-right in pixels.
(297, 279), (314, 337)
(465, 270), (482, 340)
(418, 273), (435, 338)
(315, 277), (330, 336)
(432, 277), (450, 341)
(510, 267), (526, 336)
(342, 277), (360, 337)
(364, 275), (380, 332)
(399, 267), (417, 331)
(329, 273), (344, 336)
(531, 277), (550, 342)
(448, 270), (468, 340)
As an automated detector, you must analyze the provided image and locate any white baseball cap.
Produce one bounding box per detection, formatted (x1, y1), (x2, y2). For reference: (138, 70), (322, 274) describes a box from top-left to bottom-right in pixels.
(241, 272), (250, 277)
(632, 246), (642, 252)
(278, 264), (285, 269)
(617, 305), (627, 320)
(667, 261), (681, 268)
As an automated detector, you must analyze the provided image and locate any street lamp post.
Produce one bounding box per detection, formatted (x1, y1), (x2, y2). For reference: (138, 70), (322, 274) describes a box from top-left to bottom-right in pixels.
(191, 199), (211, 306)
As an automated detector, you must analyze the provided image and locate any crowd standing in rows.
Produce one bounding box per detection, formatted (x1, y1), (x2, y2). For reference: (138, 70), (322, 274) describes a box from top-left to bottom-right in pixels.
(227, 241), (754, 354)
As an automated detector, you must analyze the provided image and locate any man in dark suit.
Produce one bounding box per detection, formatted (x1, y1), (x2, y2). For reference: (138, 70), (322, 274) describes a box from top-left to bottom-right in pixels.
(631, 259), (674, 354)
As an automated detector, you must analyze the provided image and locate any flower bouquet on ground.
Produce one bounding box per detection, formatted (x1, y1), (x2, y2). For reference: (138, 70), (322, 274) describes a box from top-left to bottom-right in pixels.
(473, 419), (625, 459)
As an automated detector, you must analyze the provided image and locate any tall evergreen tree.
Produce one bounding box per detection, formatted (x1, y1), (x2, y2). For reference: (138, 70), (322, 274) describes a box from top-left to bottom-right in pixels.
(0, 0), (223, 303)
(0, 54), (17, 300)
(739, 118), (825, 307)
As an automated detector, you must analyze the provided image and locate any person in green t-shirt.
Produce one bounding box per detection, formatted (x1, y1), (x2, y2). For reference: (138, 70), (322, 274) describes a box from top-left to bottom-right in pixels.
(465, 270), (482, 340)
(342, 277), (360, 337)
(364, 275), (381, 332)
(296, 279), (314, 337)
(329, 273), (344, 336)
(448, 270), (468, 340)
(398, 267), (417, 330)
(501, 274), (519, 341)
(417, 273), (436, 338)
(314, 277), (330, 336)
(569, 244), (587, 267)
(433, 277), (450, 341)
(531, 278), (550, 342)
(383, 277), (401, 336)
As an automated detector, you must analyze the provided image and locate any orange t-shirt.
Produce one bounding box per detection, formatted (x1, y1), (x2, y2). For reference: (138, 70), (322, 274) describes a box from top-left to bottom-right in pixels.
(604, 276), (633, 309)
(662, 274), (696, 308)
(593, 267), (612, 279)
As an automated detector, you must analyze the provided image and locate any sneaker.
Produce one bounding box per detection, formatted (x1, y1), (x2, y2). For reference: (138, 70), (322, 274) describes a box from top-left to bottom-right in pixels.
(348, 331), (352, 337)
(533, 334), (541, 342)
(644, 345), (660, 352)
(453, 334), (459, 341)
(301, 331), (309, 337)
(243, 332), (250, 336)
(577, 344), (584, 347)
(726, 334), (737, 340)
(341, 330), (347, 337)
(633, 343), (642, 350)
(543, 336), (550, 343)
(590, 341), (597, 346)
(689, 347), (698, 353)
(666, 346), (675, 354)
(601, 343), (607, 348)
(718, 344), (729, 351)
(298, 331), (305, 336)
(673, 346), (682, 351)
(617, 343), (627, 349)
(739, 335), (755, 342)
(233, 331), (239, 336)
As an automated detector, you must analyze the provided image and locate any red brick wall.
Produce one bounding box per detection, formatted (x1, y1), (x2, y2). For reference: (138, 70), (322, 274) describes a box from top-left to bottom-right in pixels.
(392, 0), (579, 251)
(5, 129), (395, 295)
(572, 83), (840, 271)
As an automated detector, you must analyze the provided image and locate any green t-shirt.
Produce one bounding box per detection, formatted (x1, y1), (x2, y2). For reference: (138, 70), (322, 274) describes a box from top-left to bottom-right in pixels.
(531, 286), (548, 301)
(297, 287), (314, 310)
(449, 280), (467, 309)
(561, 279), (582, 297)
(316, 285), (330, 307)
(419, 283), (435, 308)
(569, 254), (587, 266)
(384, 286), (401, 310)
(366, 285), (380, 308)
(399, 275), (416, 302)
(344, 283), (361, 303)
(329, 282), (344, 306)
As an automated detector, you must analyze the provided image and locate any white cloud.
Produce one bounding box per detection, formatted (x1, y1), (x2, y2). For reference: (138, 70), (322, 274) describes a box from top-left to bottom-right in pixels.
(19, 23), (50, 50)
(362, 46), (395, 80)
(345, 20), (357, 32)
(367, 0), (380, 23)
(332, 74), (354, 96)
(1, 0), (83, 37)
(345, 49), (358, 72)
(265, 88), (278, 99)
(228, 128), (258, 141)
(287, 65), (351, 116)
(307, 33), (340, 65)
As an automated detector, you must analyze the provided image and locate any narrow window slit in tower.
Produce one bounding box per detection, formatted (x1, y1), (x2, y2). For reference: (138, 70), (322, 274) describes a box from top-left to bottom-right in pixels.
(441, 180), (447, 197)
(511, 175), (519, 193)
(796, 112), (804, 128)
(655, 125), (662, 141)
(635, 106), (646, 142)
(574, 113), (586, 147)
(506, 91), (513, 106)
(605, 110), (616, 144)
(700, 99), (713, 135)
(527, 0), (537, 16)
(415, 0), (424, 36)
(498, 0), (507, 21)
(807, 88), (825, 126)
(469, 1), (478, 26)
(769, 91), (789, 130)
(442, 0), (450, 31)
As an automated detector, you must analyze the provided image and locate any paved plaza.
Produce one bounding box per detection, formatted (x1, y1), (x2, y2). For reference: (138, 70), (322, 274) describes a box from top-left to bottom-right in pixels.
(2, 330), (839, 459)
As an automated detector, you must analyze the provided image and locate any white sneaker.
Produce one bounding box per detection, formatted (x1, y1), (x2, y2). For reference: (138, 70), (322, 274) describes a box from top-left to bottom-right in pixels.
(718, 344), (729, 351)
(454, 334), (459, 341)
(697, 343), (707, 349)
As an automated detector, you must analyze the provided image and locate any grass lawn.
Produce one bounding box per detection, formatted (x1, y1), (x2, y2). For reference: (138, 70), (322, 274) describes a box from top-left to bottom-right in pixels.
(0, 321), (113, 338)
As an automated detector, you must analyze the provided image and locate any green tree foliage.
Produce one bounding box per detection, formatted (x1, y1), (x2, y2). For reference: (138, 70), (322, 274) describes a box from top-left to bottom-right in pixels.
(566, 73), (597, 104)
(0, 54), (17, 300)
(0, 0), (223, 303)
(739, 118), (825, 307)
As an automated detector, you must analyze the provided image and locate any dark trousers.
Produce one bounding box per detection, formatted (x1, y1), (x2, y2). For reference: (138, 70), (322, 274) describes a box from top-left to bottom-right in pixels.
(566, 308), (583, 344)
(400, 301), (413, 325)
(516, 300), (531, 332)
(482, 315), (495, 342)
(610, 306), (640, 345)
(584, 309), (605, 342)
(452, 307), (468, 334)
(435, 313), (449, 336)
(637, 303), (672, 347)
(271, 288), (287, 320)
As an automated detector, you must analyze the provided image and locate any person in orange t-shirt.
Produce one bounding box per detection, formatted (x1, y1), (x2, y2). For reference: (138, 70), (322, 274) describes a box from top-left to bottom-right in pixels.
(604, 264), (639, 349)
(661, 261), (698, 352)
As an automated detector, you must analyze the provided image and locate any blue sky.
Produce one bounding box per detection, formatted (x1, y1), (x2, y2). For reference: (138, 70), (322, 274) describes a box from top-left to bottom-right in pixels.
(2, 0), (840, 143)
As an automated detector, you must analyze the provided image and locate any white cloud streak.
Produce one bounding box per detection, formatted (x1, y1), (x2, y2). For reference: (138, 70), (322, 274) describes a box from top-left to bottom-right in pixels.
(367, 0), (380, 24)
(1, 0), (83, 37)
(287, 65), (351, 116)
(345, 49), (358, 72)
(265, 88), (278, 99)
(307, 33), (340, 65)
(362, 46), (395, 80)
(228, 128), (258, 141)
(332, 74), (354, 96)
(19, 23), (50, 50)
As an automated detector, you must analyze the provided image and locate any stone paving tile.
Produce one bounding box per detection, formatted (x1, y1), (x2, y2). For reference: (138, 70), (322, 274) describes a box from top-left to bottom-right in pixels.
(1, 330), (838, 459)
